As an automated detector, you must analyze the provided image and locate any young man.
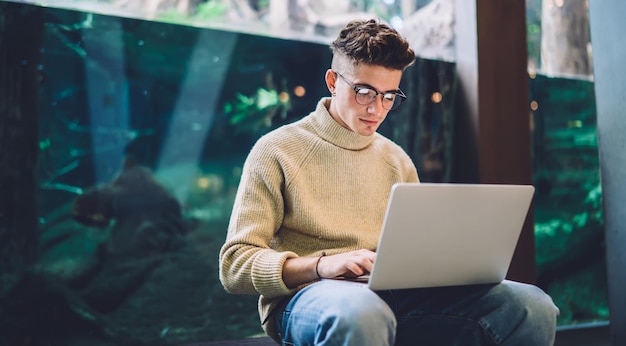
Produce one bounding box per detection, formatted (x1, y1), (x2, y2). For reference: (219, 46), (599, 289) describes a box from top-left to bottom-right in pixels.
(219, 19), (558, 345)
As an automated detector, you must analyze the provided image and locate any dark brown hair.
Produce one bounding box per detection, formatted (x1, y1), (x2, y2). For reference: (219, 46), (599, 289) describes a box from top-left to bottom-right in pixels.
(330, 19), (416, 71)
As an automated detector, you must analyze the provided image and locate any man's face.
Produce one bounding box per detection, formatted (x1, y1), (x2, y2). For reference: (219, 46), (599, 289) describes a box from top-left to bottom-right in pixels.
(327, 64), (403, 136)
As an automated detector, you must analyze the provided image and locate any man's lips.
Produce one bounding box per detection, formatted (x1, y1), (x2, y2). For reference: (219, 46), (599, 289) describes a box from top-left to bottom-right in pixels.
(360, 118), (378, 126)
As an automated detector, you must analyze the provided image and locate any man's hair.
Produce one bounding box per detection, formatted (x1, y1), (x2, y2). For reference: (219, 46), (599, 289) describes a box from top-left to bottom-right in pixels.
(330, 19), (415, 71)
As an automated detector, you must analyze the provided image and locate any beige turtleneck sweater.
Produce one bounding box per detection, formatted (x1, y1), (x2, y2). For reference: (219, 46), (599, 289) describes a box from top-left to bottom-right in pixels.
(219, 97), (419, 341)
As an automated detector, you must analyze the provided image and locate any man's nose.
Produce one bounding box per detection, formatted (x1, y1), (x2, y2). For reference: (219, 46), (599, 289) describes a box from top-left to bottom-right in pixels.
(367, 94), (387, 115)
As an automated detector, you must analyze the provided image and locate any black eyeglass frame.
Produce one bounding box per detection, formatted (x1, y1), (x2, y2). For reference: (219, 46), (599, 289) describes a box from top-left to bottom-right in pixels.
(334, 71), (407, 111)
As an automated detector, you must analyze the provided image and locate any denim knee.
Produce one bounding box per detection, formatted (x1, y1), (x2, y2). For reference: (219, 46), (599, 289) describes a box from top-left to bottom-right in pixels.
(324, 289), (396, 344)
(485, 281), (559, 345)
(281, 281), (397, 346)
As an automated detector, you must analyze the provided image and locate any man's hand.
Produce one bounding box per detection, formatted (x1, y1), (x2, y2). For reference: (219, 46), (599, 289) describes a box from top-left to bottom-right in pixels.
(317, 249), (376, 279)
(282, 249), (376, 288)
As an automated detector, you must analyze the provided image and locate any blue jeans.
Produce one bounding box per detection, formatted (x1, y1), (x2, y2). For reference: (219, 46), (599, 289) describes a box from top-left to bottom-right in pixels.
(275, 279), (558, 346)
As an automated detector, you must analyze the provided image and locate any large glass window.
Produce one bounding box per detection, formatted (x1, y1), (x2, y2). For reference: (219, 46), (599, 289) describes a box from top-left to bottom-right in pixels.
(1, 1), (607, 344)
(3, 1), (451, 344)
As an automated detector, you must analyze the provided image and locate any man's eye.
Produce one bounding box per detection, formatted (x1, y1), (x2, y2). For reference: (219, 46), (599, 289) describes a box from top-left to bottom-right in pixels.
(357, 88), (375, 96)
(383, 93), (396, 101)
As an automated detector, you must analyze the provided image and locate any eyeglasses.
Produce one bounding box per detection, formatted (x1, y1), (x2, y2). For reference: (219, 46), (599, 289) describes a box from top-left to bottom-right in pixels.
(335, 71), (407, 111)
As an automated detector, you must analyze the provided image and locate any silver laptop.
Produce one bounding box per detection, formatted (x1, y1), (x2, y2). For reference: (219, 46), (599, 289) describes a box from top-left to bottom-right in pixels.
(344, 183), (534, 290)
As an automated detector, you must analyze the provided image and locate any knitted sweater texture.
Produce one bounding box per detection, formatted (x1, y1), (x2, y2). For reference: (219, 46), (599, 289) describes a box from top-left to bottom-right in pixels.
(219, 98), (419, 341)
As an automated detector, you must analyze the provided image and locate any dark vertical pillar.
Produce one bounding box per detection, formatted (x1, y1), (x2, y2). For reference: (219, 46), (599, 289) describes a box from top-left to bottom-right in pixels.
(589, 1), (626, 343)
(454, 0), (535, 283)
(0, 2), (43, 298)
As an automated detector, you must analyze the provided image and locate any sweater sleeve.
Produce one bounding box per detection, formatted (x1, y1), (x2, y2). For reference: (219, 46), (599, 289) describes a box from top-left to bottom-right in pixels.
(219, 136), (299, 298)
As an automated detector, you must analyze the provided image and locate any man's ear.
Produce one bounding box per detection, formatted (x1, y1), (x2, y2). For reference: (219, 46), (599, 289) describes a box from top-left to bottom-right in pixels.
(325, 69), (337, 94)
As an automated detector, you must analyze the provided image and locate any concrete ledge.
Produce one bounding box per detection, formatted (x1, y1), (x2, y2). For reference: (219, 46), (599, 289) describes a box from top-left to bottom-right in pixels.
(554, 321), (610, 346)
(185, 321), (611, 346)
(181, 336), (276, 346)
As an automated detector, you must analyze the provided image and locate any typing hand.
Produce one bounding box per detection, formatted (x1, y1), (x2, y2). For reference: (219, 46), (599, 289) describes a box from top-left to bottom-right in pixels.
(317, 249), (376, 279)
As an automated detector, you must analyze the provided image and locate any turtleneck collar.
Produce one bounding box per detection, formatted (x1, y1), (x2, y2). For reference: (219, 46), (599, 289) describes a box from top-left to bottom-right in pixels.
(308, 98), (378, 151)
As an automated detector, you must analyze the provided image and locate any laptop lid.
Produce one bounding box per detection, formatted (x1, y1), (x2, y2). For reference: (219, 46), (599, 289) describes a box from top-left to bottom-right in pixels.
(366, 183), (535, 290)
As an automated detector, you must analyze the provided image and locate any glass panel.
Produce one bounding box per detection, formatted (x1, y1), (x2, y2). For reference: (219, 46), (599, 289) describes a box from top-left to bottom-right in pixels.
(12, 1), (453, 344)
(527, 0), (608, 327)
(530, 74), (608, 326)
(33, 4), (331, 344)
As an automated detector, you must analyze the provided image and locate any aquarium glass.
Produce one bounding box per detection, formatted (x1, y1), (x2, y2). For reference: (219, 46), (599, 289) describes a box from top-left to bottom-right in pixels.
(10, 1), (454, 344)
(34, 7), (330, 346)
